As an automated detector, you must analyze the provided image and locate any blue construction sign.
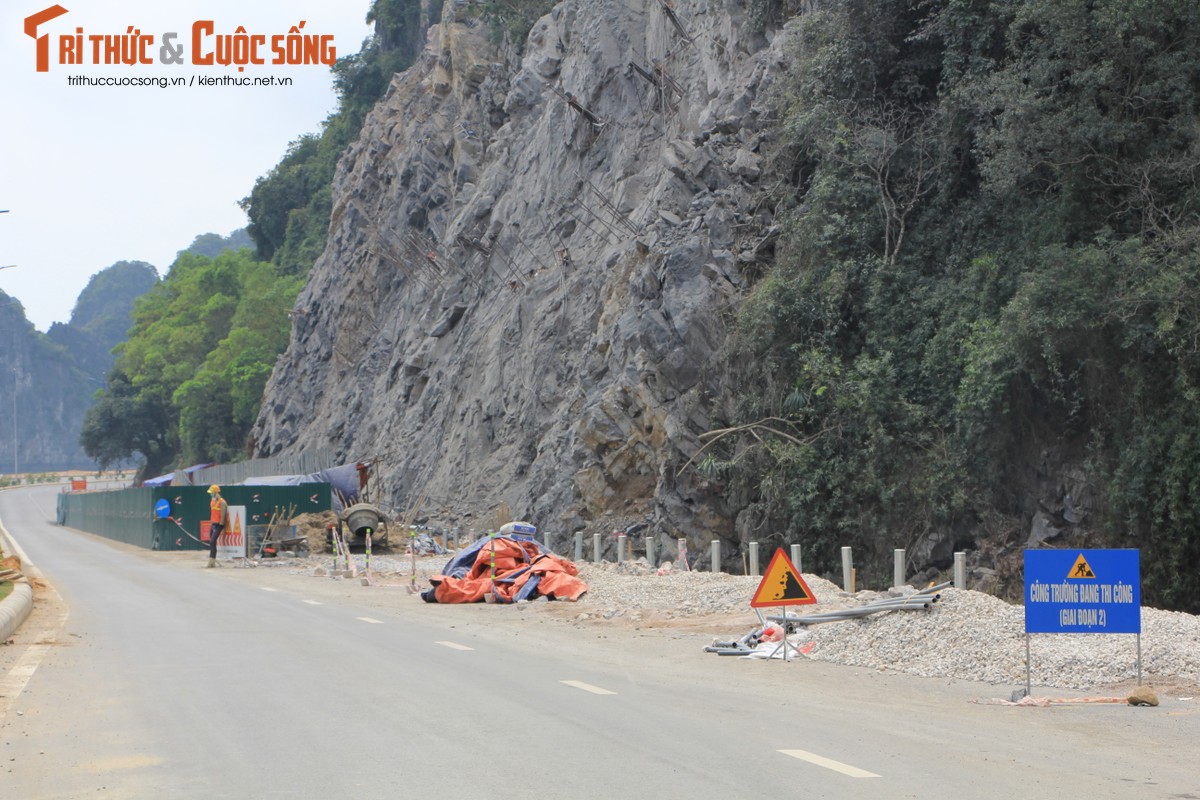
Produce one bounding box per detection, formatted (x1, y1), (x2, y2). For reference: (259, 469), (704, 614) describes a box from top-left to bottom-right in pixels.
(1024, 549), (1141, 634)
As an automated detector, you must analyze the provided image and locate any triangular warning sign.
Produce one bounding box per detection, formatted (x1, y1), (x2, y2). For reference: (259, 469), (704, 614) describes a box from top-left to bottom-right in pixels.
(1066, 553), (1096, 580)
(751, 549), (817, 608)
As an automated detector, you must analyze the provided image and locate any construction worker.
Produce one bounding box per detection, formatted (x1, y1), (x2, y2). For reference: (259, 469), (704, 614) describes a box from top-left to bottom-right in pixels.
(206, 485), (229, 568)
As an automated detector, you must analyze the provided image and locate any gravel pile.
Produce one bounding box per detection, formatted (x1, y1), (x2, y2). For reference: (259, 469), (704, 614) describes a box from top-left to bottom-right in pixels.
(264, 552), (1200, 692)
(572, 560), (1200, 691)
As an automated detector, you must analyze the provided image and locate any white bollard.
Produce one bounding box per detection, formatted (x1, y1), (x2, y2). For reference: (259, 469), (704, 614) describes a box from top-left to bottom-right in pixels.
(617, 534), (626, 563)
(646, 535), (656, 568)
(749, 542), (760, 576)
(954, 551), (966, 589)
(841, 546), (854, 593)
(894, 549), (906, 589)
(790, 544), (802, 573)
(593, 533), (602, 562)
(678, 538), (689, 570)
(711, 540), (721, 574)
(574, 532), (583, 563)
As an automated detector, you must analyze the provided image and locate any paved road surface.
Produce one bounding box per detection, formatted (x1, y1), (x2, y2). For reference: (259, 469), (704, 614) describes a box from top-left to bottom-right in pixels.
(3, 485), (1198, 798)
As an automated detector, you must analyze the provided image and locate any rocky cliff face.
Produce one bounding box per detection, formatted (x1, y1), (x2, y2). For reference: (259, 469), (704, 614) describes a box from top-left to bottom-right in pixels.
(1, 261), (156, 474)
(252, 0), (787, 549)
(1, 295), (91, 473)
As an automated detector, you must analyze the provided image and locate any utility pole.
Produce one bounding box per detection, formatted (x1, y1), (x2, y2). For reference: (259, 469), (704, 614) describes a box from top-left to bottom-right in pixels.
(11, 366), (16, 476)
(1, 209), (12, 270)
(2, 208), (16, 474)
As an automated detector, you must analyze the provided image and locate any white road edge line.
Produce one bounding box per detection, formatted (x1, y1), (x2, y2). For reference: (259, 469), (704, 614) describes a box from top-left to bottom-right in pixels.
(435, 641), (474, 651)
(561, 680), (616, 695)
(778, 749), (880, 778)
(357, 617), (384, 624)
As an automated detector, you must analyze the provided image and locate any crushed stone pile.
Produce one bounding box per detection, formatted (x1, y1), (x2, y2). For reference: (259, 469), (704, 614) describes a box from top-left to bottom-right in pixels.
(573, 561), (1200, 691)
(259, 552), (1200, 692)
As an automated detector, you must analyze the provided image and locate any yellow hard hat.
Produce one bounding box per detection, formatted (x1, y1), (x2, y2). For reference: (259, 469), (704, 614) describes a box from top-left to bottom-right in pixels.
(208, 484), (221, 494)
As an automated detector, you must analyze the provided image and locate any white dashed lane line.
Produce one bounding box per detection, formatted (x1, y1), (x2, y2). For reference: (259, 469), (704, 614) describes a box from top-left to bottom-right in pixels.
(435, 641), (474, 651)
(303, 600), (322, 605)
(357, 617), (384, 624)
(560, 680), (616, 695)
(778, 749), (880, 778)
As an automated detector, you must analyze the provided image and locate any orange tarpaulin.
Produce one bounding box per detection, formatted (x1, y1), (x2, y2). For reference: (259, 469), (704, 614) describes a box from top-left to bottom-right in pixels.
(424, 537), (587, 603)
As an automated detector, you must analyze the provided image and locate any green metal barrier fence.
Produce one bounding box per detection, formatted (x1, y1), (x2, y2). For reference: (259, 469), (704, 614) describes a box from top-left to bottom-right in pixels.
(57, 484), (332, 551)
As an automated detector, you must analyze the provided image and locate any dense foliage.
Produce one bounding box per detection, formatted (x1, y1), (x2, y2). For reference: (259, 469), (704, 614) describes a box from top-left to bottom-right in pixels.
(241, 0), (438, 273)
(723, 0), (1200, 611)
(84, 0), (425, 478)
(81, 249), (303, 475)
(477, 0), (556, 50)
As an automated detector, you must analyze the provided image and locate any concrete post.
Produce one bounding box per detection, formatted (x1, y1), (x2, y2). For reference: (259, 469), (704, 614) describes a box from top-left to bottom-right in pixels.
(894, 549), (906, 589)
(711, 540), (721, 574)
(749, 542), (760, 576)
(593, 533), (602, 563)
(841, 546), (854, 593)
(574, 532), (583, 563)
(616, 534), (626, 563)
(954, 551), (966, 589)
(646, 535), (656, 568)
(790, 544), (802, 573)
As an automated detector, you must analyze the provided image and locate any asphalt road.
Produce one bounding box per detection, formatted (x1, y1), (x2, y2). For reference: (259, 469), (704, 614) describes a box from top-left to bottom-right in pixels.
(3, 484), (1199, 799)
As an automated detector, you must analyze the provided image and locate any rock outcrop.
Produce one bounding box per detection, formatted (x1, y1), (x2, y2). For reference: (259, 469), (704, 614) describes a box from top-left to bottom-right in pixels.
(252, 0), (788, 547)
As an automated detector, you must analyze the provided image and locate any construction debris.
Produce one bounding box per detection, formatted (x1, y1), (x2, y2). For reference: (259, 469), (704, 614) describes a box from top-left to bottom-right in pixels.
(421, 535), (587, 603)
(766, 581), (951, 627)
(705, 582), (950, 656)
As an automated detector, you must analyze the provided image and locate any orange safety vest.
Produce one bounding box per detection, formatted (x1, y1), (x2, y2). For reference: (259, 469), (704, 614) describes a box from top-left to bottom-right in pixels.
(210, 497), (227, 525)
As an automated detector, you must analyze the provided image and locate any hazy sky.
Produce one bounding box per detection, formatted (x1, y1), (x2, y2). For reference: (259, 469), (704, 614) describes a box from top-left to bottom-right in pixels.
(1, 0), (374, 331)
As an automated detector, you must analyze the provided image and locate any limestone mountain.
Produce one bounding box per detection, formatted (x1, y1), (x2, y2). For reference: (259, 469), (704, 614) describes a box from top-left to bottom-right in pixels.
(252, 0), (779, 549)
(2, 260), (157, 472)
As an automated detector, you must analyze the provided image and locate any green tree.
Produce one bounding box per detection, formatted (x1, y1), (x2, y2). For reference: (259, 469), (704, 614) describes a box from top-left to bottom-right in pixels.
(81, 250), (301, 477)
(241, 0), (436, 273)
(722, 0), (1200, 609)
